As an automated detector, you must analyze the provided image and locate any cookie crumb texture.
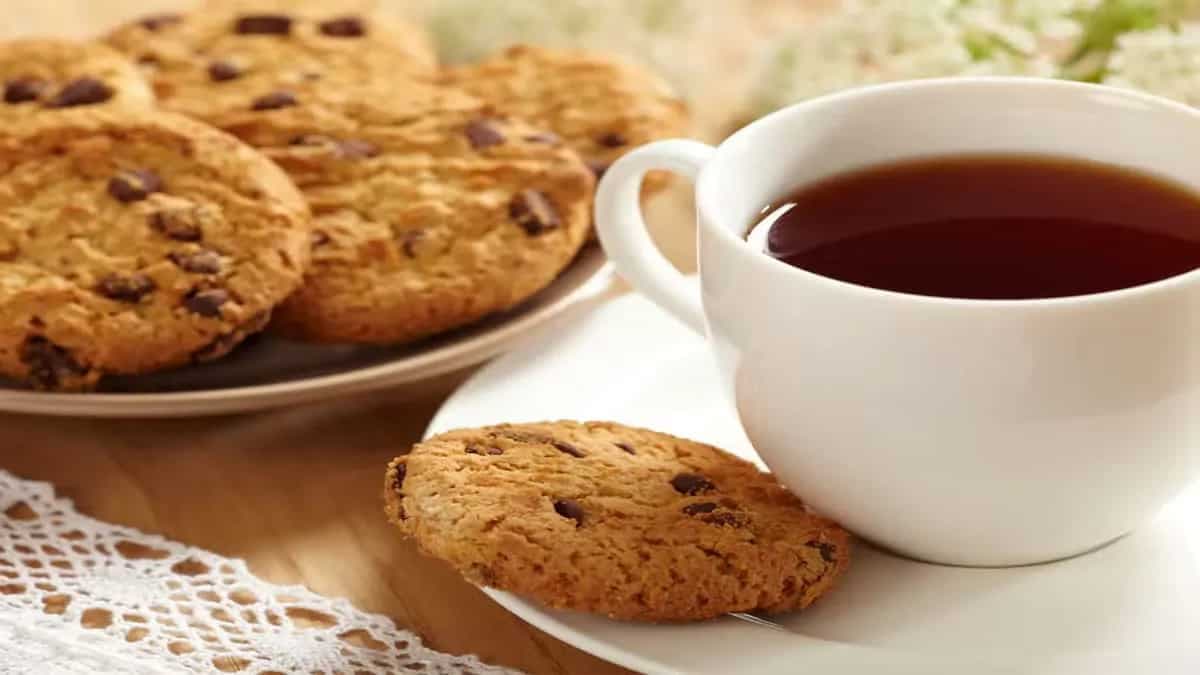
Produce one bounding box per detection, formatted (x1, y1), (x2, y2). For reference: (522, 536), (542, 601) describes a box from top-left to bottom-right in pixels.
(444, 45), (690, 189)
(0, 39), (154, 117)
(0, 109), (311, 390)
(105, 2), (437, 124)
(246, 84), (594, 344)
(385, 421), (850, 622)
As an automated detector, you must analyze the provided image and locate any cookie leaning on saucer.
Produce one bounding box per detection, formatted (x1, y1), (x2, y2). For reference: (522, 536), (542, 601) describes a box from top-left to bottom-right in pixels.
(213, 80), (593, 345)
(442, 45), (690, 187)
(0, 109), (311, 390)
(0, 39), (154, 116)
(104, 0), (436, 124)
(385, 421), (850, 622)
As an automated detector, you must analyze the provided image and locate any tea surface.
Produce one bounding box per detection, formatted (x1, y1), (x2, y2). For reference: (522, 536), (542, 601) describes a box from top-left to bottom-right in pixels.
(754, 155), (1200, 299)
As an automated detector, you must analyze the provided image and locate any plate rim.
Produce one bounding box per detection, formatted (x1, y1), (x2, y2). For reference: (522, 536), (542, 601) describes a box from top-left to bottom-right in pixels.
(0, 251), (613, 417)
(480, 587), (683, 675)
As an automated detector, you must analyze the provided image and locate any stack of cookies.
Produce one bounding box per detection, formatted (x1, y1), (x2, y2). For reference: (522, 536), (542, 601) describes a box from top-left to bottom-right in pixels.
(0, 0), (688, 390)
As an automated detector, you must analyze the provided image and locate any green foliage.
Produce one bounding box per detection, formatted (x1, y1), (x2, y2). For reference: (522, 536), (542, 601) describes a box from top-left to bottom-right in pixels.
(1062, 0), (1176, 80)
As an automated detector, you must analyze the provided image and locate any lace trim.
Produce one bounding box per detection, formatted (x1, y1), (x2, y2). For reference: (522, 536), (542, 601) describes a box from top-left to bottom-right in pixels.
(0, 470), (518, 674)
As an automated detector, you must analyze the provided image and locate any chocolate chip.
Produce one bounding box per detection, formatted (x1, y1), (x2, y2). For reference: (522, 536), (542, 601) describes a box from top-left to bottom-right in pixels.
(614, 441), (636, 455)
(392, 463), (407, 492)
(150, 209), (203, 242)
(251, 91), (297, 111)
(184, 288), (229, 317)
(701, 512), (746, 527)
(208, 60), (242, 82)
(524, 131), (561, 145)
(96, 273), (156, 303)
(398, 230), (424, 258)
(319, 16), (366, 37)
(682, 502), (718, 515)
(671, 473), (715, 495)
(807, 541), (837, 563)
(139, 13), (181, 30)
(234, 14), (292, 35)
(509, 189), (560, 235)
(4, 77), (47, 104)
(46, 78), (113, 108)
(169, 250), (221, 274)
(465, 119), (505, 149)
(551, 440), (586, 458)
(586, 159), (611, 180)
(107, 170), (163, 203)
(19, 336), (86, 389)
(335, 139), (379, 160)
(466, 443), (503, 456)
(553, 499), (584, 526)
(597, 131), (628, 148)
(392, 462), (409, 519)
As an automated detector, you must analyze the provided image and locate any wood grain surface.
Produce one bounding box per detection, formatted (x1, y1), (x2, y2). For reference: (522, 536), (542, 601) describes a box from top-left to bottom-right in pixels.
(0, 374), (638, 674)
(0, 1), (821, 672)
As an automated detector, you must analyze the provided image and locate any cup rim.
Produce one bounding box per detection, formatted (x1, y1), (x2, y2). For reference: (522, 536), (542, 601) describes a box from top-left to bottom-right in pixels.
(696, 77), (1200, 309)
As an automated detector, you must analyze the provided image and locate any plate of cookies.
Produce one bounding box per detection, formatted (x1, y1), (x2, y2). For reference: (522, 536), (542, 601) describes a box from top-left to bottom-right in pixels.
(0, 1), (688, 416)
(394, 291), (1200, 675)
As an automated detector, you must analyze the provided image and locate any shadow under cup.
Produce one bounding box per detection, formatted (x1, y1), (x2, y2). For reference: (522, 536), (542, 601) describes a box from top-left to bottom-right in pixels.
(692, 79), (1200, 566)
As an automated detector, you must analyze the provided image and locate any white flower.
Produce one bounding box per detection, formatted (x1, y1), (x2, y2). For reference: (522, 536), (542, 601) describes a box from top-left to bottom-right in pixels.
(1105, 25), (1200, 105)
(748, 0), (1090, 116)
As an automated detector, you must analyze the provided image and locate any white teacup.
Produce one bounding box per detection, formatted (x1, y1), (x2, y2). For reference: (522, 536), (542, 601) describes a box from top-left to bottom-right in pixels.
(595, 78), (1200, 566)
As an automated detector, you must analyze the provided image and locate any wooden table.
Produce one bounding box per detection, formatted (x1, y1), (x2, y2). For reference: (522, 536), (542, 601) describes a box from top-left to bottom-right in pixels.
(0, 374), (637, 674)
(0, 1), (836, 671)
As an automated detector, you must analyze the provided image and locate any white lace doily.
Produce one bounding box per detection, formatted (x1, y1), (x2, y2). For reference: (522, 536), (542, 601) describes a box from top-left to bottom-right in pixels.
(0, 470), (520, 675)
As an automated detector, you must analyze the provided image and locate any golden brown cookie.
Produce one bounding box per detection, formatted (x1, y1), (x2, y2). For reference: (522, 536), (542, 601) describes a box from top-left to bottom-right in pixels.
(0, 108), (311, 390)
(104, 1), (436, 124)
(442, 45), (690, 186)
(225, 81), (594, 344)
(385, 421), (850, 622)
(0, 39), (153, 116)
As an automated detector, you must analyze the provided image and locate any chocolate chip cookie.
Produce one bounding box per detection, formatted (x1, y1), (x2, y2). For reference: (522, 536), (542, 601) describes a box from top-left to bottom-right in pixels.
(0, 39), (154, 116)
(442, 45), (690, 187)
(212, 81), (593, 344)
(385, 421), (850, 622)
(104, 1), (437, 124)
(0, 109), (311, 390)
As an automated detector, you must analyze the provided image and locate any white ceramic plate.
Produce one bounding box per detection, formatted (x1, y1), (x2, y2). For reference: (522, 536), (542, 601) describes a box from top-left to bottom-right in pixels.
(428, 290), (1200, 675)
(0, 247), (611, 418)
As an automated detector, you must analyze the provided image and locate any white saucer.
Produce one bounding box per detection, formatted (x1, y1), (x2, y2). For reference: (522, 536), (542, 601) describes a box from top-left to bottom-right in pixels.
(428, 290), (1200, 675)
(0, 247), (610, 418)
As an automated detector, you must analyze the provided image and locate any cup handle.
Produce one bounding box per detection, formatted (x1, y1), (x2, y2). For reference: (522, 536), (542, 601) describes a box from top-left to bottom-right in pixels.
(595, 139), (716, 335)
